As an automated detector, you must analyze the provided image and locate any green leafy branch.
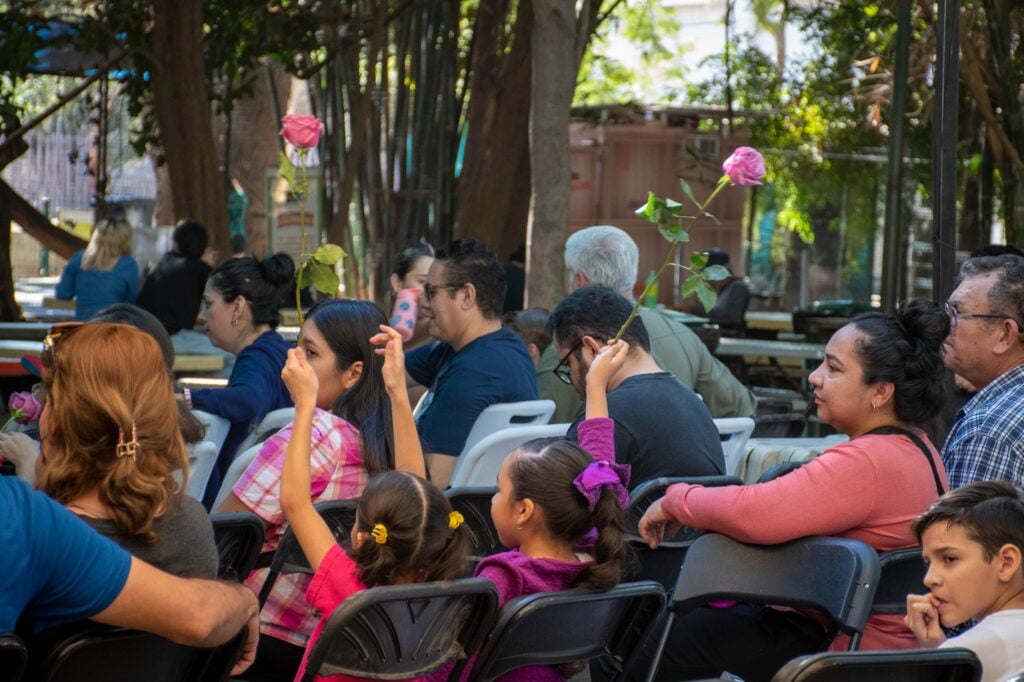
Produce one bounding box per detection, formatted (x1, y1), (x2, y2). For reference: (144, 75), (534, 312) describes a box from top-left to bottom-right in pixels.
(279, 150), (345, 325)
(611, 177), (732, 343)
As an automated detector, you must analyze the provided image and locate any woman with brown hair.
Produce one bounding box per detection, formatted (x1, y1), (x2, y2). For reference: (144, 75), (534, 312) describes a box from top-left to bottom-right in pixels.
(37, 322), (217, 578)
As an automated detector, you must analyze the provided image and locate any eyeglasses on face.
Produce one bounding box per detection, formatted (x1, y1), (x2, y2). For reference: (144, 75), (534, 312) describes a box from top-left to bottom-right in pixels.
(943, 300), (1013, 330)
(552, 340), (583, 385)
(422, 282), (464, 301)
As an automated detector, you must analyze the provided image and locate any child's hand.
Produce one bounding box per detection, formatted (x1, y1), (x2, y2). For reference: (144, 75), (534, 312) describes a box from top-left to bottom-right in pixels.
(281, 347), (319, 410)
(637, 498), (681, 550)
(586, 340), (629, 392)
(370, 325), (406, 395)
(904, 593), (946, 648)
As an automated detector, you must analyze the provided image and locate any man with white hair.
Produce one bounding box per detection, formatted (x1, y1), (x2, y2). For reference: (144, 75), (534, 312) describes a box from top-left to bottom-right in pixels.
(537, 225), (757, 422)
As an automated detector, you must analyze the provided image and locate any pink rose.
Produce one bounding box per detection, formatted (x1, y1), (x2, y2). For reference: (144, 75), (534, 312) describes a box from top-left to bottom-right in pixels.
(722, 146), (765, 186)
(8, 392), (41, 423)
(279, 114), (324, 149)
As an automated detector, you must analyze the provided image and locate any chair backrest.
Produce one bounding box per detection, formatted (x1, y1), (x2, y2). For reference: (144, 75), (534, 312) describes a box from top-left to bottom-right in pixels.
(713, 417), (755, 475)
(756, 460), (806, 484)
(185, 440), (220, 502)
(672, 534), (879, 648)
(300, 578), (500, 682)
(459, 400), (556, 457)
(462, 581), (666, 682)
(449, 423), (570, 488)
(0, 633), (27, 682)
(257, 499), (359, 608)
(753, 412), (807, 438)
(31, 623), (247, 682)
(771, 648), (982, 682)
(233, 407), (296, 457)
(192, 410), (230, 453)
(445, 487), (504, 564)
(212, 442), (262, 509)
(210, 511), (266, 582)
(624, 476), (743, 591)
(871, 547), (926, 617)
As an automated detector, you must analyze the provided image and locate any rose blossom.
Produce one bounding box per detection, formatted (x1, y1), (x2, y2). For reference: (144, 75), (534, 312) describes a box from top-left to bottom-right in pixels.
(722, 146), (766, 186)
(279, 114), (324, 149)
(8, 392), (41, 423)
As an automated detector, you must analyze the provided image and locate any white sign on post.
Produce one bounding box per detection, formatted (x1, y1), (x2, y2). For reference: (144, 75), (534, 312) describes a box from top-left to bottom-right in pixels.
(265, 166), (322, 263)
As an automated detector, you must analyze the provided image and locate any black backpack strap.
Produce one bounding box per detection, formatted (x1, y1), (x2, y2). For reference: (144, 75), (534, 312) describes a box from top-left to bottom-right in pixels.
(866, 426), (946, 497)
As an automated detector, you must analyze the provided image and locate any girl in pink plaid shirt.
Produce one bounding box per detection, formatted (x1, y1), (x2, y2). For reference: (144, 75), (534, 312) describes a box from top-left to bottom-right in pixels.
(279, 325), (469, 682)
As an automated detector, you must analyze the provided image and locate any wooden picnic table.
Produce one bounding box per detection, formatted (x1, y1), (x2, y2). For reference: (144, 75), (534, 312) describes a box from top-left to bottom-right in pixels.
(0, 322), (52, 341)
(0, 340), (223, 373)
(715, 337), (825, 362)
(745, 311), (793, 333)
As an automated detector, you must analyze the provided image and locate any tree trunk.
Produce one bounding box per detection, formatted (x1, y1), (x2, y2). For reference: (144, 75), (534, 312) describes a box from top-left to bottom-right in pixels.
(0, 193), (23, 321)
(150, 0), (229, 259)
(525, 0), (576, 310)
(454, 0), (533, 255)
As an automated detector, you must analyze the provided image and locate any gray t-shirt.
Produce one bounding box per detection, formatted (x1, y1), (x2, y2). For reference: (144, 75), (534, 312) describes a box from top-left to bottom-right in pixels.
(78, 494), (219, 579)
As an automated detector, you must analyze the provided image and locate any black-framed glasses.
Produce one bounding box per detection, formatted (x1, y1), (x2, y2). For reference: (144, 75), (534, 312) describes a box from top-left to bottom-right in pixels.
(944, 301), (1013, 330)
(552, 340), (582, 385)
(422, 282), (464, 301)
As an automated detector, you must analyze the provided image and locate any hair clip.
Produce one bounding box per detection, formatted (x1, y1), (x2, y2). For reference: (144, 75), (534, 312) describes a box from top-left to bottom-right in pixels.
(116, 423), (140, 459)
(371, 523), (388, 544)
(448, 511), (464, 531)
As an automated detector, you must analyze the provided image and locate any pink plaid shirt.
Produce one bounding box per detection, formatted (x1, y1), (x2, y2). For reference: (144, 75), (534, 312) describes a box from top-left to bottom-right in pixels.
(234, 408), (367, 647)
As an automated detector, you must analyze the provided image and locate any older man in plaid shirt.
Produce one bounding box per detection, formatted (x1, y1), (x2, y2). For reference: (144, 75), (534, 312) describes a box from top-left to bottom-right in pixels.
(942, 254), (1024, 488)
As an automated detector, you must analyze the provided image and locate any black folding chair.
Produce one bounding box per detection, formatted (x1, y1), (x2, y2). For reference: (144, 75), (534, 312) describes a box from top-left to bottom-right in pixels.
(771, 647), (982, 682)
(445, 487), (505, 564)
(0, 633), (27, 682)
(460, 581), (666, 682)
(625, 476), (743, 591)
(299, 578), (499, 682)
(756, 460), (806, 484)
(644, 533), (880, 682)
(257, 499), (359, 607)
(871, 547), (927, 617)
(27, 622), (247, 682)
(210, 511), (265, 582)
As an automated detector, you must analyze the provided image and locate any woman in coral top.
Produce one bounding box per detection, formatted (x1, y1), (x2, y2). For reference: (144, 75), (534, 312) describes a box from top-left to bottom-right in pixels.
(639, 300), (951, 682)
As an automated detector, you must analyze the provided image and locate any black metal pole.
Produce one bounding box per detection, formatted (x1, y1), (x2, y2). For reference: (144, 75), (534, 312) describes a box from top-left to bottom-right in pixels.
(881, 0), (910, 311)
(932, 0), (960, 304)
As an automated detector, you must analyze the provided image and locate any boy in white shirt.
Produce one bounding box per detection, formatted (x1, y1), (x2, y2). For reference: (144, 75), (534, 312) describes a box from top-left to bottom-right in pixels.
(906, 480), (1024, 682)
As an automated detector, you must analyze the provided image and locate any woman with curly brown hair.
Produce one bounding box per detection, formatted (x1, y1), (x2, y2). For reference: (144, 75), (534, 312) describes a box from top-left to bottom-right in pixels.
(37, 322), (217, 578)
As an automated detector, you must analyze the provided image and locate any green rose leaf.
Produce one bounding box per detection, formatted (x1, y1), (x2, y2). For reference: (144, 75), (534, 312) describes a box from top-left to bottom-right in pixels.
(312, 243), (345, 265)
(703, 264), (731, 281)
(279, 151), (296, 188)
(690, 251), (708, 269)
(681, 274), (702, 298)
(679, 178), (698, 206)
(658, 224), (690, 243)
(307, 258), (339, 295)
(635, 191), (659, 222)
(695, 279), (718, 311)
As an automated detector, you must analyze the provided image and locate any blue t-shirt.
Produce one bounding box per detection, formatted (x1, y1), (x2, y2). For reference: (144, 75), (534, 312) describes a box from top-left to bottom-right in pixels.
(55, 251), (140, 321)
(406, 327), (538, 456)
(0, 477), (131, 632)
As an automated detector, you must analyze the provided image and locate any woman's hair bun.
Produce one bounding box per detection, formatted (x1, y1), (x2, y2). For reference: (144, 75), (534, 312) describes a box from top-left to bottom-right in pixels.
(896, 299), (949, 358)
(261, 252), (296, 287)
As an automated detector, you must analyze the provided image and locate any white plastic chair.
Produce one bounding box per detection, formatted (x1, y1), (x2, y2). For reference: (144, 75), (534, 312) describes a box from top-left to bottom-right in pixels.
(449, 423), (571, 488)
(193, 410), (231, 453)
(459, 400), (556, 457)
(213, 442), (263, 509)
(185, 440), (219, 502)
(233, 407), (296, 457)
(714, 417), (756, 476)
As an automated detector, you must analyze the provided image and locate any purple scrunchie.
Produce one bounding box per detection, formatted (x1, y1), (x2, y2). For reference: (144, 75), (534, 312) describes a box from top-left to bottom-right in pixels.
(572, 460), (630, 512)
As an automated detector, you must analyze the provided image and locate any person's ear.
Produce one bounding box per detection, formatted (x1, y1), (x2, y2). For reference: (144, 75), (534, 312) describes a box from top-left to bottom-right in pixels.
(995, 543), (1023, 583)
(460, 282), (477, 310)
(581, 335), (604, 356)
(341, 360), (364, 389)
(232, 295), (248, 319)
(870, 381), (896, 412)
(993, 319), (1021, 355)
(389, 273), (402, 293)
(516, 497), (536, 527)
(573, 270), (589, 290)
(526, 343), (541, 367)
(354, 530), (368, 549)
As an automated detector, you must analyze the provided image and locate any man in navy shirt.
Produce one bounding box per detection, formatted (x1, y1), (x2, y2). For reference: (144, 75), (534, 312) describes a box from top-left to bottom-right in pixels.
(406, 239), (538, 488)
(1, 476), (259, 674)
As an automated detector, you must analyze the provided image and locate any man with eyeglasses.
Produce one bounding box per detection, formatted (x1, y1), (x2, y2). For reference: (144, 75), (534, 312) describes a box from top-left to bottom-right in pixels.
(537, 225), (756, 424)
(405, 239), (538, 488)
(548, 286), (725, 488)
(942, 254), (1024, 489)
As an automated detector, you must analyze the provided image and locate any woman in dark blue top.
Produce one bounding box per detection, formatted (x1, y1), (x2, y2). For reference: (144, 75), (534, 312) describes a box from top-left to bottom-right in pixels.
(189, 253), (296, 508)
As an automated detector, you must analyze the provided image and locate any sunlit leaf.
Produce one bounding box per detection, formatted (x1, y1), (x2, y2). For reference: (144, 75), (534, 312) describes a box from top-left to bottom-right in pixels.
(678, 178), (697, 206)
(307, 259), (339, 295)
(695, 280), (718, 311)
(279, 151), (296, 188)
(635, 191), (658, 221)
(703, 265), (731, 281)
(658, 224), (690, 243)
(690, 251), (708, 269)
(312, 243), (346, 265)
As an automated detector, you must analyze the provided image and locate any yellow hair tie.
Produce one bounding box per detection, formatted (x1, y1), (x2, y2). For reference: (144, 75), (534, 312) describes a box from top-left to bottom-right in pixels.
(371, 523), (388, 544)
(448, 511), (464, 531)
